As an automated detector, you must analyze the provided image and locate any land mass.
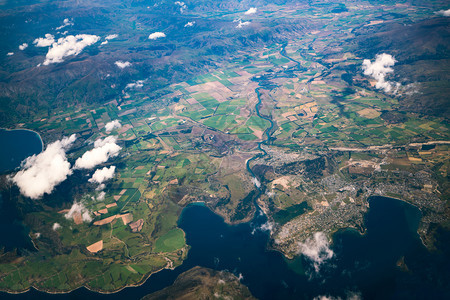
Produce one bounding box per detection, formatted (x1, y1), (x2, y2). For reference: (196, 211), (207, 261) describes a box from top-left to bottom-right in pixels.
(141, 266), (255, 300)
(0, 0), (449, 294)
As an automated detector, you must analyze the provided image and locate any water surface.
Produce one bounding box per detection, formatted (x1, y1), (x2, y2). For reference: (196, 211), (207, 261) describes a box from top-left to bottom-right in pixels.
(0, 128), (43, 173)
(0, 128), (43, 251)
(2, 196), (449, 299)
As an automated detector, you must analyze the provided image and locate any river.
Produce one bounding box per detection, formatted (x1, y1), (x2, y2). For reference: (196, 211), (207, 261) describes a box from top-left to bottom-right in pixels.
(1, 50), (449, 298)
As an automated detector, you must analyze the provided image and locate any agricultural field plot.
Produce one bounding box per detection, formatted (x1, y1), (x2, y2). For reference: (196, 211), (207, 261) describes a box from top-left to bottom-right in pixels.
(167, 65), (277, 142)
(269, 54), (450, 149)
(1, 0), (449, 295)
(0, 92), (214, 292)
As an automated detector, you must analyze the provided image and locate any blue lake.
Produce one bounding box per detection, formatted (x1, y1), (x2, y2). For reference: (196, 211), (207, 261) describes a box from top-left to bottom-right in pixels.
(2, 196), (449, 299)
(0, 129), (448, 299)
(0, 128), (43, 252)
(0, 128), (43, 174)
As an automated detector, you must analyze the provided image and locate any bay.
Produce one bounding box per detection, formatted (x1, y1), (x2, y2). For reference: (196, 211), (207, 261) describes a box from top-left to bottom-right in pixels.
(0, 128), (43, 174)
(2, 196), (449, 299)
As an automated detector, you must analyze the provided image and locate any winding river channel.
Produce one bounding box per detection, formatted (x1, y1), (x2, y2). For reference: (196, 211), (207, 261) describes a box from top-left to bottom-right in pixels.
(245, 87), (274, 180)
(2, 48), (450, 299)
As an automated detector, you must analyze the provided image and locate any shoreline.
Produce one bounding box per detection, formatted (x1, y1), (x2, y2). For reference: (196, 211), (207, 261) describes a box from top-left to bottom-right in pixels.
(0, 187), (430, 296)
(367, 195), (430, 248)
(0, 194), (435, 296)
(0, 127), (44, 152)
(0, 259), (178, 296)
(268, 194), (424, 260)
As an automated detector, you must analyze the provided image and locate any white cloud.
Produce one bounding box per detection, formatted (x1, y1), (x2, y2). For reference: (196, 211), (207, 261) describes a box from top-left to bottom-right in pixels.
(313, 296), (340, 300)
(42, 34), (100, 65)
(11, 135), (76, 199)
(298, 232), (334, 272)
(64, 202), (92, 222)
(56, 18), (74, 30)
(184, 21), (195, 27)
(436, 9), (450, 17)
(260, 221), (273, 232)
(33, 34), (55, 47)
(252, 220), (274, 235)
(252, 177), (261, 188)
(362, 53), (398, 93)
(6, 52), (14, 56)
(89, 166), (116, 184)
(403, 82), (420, 95)
(313, 291), (361, 300)
(105, 34), (118, 40)
(236, 20), (251, 28)
(97, 191), (106, 201)
(105, 120), (122, 132)
(346, 291), (362, 300)
(245, 7), (257, 15)
(174, 1), (187, 13)
(19, 43), (28, 50)
(100, 34), (118, 45)
(125, 80), (144, 89)
(74, 136), (121, 169)
(52, 223), (61, 231)
(114, 61), (132, 69)
(148, 32), (166, 40)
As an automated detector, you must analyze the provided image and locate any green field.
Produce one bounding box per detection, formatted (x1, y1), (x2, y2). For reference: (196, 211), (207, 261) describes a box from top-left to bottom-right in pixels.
(154, 229), (186, 253)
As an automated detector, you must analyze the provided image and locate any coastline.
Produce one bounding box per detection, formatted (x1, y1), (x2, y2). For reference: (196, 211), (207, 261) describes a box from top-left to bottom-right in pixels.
(0, 191), (439, 298)
(0, 257), (180, 296)
(368, 194), (431, 248)
(0, 194), (428, 296)
(0, 127), (44, 152)
(268, 194), (423, 260)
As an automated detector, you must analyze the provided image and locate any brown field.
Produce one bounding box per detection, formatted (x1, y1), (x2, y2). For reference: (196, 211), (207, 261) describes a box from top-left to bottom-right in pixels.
(120, 213), (133, 225)
(251, 129), (264, 139)
(365, 20), (384, 26)
(358, 108), (380, 119)
(391, 158), (412, 166)
(87, 240), (103, 253)
(169, 178), (179, 185)
(408, 156), (422, 162)
(272, 176), (292, 189)
(129, 219), (144, 232)
(73, 212), (83, 225)
(186, 81), (233, 103)
(94, 215), (118, 226)
(118, 124), (133, 134)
